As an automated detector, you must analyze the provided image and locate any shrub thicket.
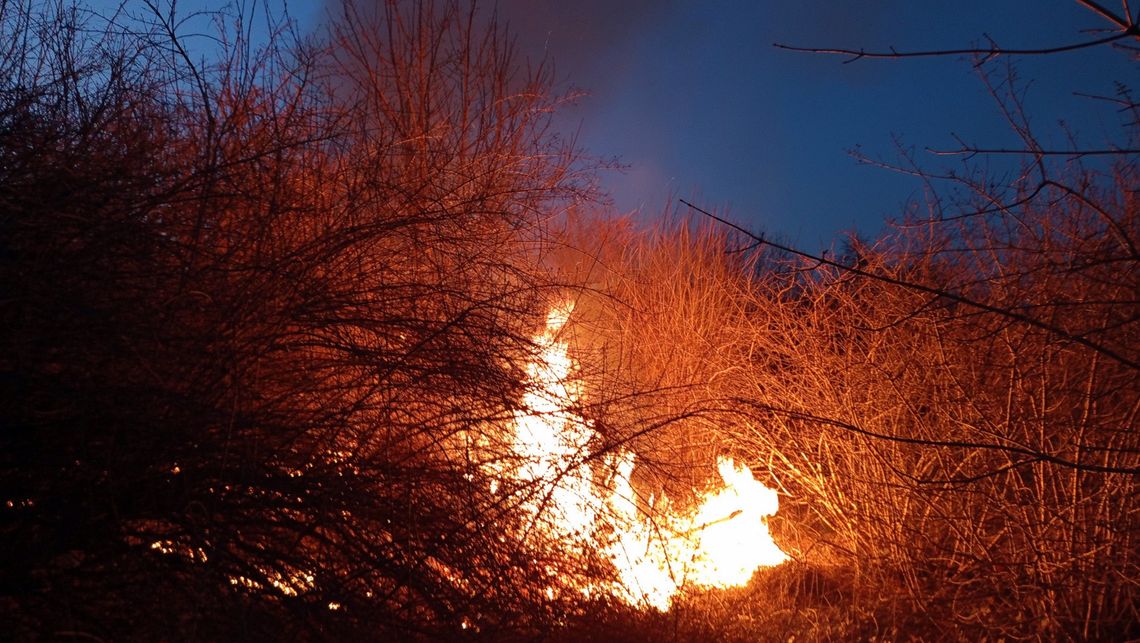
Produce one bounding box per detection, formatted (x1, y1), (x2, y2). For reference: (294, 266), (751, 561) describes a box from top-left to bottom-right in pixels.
(2, 0), (1136, 640)
(0, 0), (604, 638)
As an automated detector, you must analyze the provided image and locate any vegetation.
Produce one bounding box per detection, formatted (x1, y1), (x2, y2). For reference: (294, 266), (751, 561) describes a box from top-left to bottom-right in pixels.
(0, 0), (1136, 640)
(0, 0), (602, 638)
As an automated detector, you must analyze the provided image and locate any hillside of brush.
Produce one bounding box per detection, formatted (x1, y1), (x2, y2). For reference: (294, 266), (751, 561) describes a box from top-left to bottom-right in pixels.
(1, 1), (1137, 640)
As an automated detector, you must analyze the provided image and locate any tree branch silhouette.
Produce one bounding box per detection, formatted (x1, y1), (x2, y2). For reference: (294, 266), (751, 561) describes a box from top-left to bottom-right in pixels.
(773, 29), (1136, 64)
(679, 199), (1139, 372)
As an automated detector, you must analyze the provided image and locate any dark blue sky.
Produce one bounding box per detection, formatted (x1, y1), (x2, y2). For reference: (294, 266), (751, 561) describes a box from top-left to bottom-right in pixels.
(497, 0), (1137, 248)
(87, 1), (1137, 249)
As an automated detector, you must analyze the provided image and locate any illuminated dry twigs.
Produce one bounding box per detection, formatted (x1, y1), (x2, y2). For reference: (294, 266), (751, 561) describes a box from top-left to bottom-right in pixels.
(1, 0), (1138, 640)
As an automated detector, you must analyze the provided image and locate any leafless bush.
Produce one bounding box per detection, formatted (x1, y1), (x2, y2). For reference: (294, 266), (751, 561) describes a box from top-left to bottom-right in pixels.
(4, 0), (1135, 639)
(575, 7), (1140, 636)
(713, 13), (1138, 638)
(0, 0), (606, 638)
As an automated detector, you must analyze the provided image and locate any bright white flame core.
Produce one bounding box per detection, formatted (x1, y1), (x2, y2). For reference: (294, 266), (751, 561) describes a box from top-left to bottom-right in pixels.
(502, 305), (787, 610)
(511, 306), (597, 539)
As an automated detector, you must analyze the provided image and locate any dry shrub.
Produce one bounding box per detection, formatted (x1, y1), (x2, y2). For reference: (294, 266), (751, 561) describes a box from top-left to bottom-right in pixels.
(0, 0), (602, 638)
(724, 167), (1139, 637)
(555, 216), (764, 505)
(4, 0), (1135, 639)
(570, 165), (1137, 638)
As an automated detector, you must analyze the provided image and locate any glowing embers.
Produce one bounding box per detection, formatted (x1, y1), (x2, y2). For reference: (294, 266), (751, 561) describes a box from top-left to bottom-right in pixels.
(500, 305), (787, 610)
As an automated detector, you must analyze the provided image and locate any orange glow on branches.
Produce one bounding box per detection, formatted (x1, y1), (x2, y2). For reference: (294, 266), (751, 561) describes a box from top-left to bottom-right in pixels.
(498, 304), (788, 610)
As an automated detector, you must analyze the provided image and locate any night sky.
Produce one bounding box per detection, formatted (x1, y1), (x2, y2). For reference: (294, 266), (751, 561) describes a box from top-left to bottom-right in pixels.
(92, 1), (1138, 248)
(496, 0), (1137, 249)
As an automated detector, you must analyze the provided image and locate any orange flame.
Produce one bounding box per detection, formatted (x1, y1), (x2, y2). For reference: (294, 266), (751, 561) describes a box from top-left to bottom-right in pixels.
(500, 305), (787, 610)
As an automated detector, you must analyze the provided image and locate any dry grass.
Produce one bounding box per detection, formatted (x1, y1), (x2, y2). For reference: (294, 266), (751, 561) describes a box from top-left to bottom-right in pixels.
(562, 170), (1138, 638)
(1, 0), (1136, 639)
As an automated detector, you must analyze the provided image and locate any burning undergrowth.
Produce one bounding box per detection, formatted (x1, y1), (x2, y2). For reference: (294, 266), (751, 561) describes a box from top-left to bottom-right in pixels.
(479, 304), (788, 612)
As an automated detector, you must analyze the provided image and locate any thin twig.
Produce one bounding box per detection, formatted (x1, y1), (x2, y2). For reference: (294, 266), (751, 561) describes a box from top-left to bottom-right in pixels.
(926, 145), (1140, 158)
(773, 29), (1136, 64)
(733, 399), (1140, 475)
(1077, 0), (1132, 28)
(680, 198), (1140, 371)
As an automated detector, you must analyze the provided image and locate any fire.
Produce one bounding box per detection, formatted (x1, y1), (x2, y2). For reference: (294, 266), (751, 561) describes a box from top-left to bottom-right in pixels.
(500, 305), (788, 610)
(510, 304), (598, 540)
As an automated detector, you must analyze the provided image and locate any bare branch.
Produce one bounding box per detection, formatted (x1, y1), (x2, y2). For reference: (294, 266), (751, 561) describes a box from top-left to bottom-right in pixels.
(926, 144), (1140, 158)
(680, 198), (1140, 371)
(773, 29), (1136, 64)
(1078, 0), (1133, 28)
(734, 400), (1140, 476)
